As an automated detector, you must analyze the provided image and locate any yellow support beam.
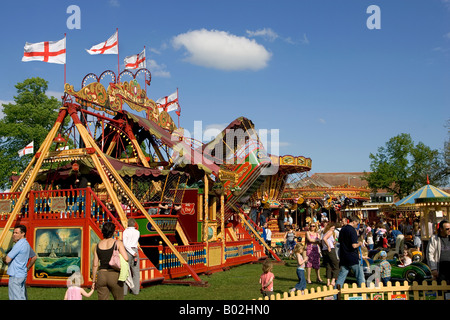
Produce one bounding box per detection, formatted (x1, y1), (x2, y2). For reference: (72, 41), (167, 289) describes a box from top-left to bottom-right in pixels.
(0, 107), (68, 249)
(232, 205), (281, 262)
(175, 222), (189, 246)
(70, 107), (202, 282)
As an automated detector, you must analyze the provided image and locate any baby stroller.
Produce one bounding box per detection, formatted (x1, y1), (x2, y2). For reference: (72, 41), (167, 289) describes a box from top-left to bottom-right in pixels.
(282, 236), (302, 259)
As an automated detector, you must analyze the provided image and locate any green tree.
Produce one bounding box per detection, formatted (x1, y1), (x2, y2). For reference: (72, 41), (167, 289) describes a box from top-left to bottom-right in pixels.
(363, 133), (446, 200)
(0, 77), (61, 189)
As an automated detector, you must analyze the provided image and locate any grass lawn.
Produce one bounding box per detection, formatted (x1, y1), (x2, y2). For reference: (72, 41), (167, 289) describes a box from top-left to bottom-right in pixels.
(0, 259), (328, 300)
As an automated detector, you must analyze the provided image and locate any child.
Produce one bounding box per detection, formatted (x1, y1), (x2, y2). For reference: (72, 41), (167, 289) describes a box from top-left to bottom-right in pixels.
(64, 273), (94, 300)
(399, 247), (412, 267)
(360, 246), (369, 260)
(366, 231), (374, 250)
(358, 234), (367, 249)
(259, 259), (274, 298)
(379, 251), (391, 286)
(289, 243), (308, 294)
(382, 233), (388, 249)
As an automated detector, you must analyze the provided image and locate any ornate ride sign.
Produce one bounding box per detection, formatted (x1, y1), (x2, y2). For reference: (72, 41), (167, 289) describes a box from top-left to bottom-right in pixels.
(64, 69), (177, 132)
(50, 197), (67, 212)
(0, 200), (12, 214)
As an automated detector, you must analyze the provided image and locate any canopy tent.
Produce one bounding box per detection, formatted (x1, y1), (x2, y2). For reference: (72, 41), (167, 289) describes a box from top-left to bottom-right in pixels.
(395, 184), (450, 206)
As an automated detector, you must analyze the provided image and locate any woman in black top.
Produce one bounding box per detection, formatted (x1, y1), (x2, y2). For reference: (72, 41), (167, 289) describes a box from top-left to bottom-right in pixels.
(92, 222), (128, 300)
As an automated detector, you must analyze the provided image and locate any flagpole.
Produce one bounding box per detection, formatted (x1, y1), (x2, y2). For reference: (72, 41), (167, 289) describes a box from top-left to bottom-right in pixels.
(177, 88), (180, 127)
(144, 46), (147, 93)
(64, 33), (67, 85)
(117, 28), (120, 82)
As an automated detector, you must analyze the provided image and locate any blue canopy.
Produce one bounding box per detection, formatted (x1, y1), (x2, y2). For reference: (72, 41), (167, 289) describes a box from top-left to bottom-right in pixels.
(395, 184), (450, 206)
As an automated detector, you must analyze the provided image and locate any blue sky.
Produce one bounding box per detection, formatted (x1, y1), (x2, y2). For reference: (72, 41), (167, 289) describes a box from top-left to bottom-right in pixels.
(0, 0), (449, 175)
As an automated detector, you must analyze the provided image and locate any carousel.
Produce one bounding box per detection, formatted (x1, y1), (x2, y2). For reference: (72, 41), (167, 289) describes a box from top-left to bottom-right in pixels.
(245, 155), (312, 242)
(392, 183), (450, 240)
(281, 175), (371, 227)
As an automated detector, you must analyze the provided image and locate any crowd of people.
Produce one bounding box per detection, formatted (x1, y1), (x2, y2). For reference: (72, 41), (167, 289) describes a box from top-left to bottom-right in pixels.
(1, 218), (142, 301)
(259, 209), (450, 297)
(1, 200), (448, 301)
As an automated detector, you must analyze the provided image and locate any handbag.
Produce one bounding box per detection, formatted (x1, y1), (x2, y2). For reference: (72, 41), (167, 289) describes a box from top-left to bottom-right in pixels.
(109, 241), (121, 271)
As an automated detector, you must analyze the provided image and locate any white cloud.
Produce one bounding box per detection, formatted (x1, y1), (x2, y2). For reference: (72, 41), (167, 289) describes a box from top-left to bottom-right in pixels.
(172, 29), (272, 71)
(301, 33), (310, 45)
(46, 91), (64, 99)
(0, 99), (14, 119)
(149, 47), (161, 55)
(149, 42), (169, 55)
(246, 28), (309, 46)
(147, 59), (171, 78)
(109, 0), (120, 7)
(0, 99), (13, 106)
(433, 46), (450, 53)
(246, 28), (279, 42)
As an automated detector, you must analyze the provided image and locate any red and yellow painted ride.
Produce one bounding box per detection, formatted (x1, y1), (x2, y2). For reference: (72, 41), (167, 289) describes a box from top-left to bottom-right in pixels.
(0, 68), (279, 288)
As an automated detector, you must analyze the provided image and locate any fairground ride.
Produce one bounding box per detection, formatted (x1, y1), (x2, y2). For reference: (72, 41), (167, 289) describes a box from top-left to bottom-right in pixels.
(0, 68), (282, 288)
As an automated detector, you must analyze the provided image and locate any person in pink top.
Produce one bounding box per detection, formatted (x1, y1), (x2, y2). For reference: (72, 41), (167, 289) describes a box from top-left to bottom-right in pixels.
(306, 222), (323, 283)
(259, 259), (274, 298)
(64, 273), (94, 300)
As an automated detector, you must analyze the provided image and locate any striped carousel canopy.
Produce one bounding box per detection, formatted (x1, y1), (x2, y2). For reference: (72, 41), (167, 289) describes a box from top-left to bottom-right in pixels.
(395, 184), (450, 206)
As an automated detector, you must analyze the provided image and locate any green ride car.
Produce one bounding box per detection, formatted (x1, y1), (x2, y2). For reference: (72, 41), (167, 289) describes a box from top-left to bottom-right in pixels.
(363, 258), (433, 284)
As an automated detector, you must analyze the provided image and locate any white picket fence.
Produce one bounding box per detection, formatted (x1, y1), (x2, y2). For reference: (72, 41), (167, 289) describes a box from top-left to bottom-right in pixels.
(257, 280), (450, 300)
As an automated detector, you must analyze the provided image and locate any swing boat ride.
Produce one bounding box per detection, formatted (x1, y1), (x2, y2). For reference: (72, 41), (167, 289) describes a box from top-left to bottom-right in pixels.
(0, 67), (312, 288)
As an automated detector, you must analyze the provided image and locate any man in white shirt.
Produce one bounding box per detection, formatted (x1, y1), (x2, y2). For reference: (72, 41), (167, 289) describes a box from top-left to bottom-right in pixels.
(123, 218), (140, 295)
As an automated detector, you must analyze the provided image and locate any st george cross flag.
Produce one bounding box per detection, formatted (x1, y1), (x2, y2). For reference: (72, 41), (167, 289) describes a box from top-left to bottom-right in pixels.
(124, 49), (146, 69)
(22, 38), (66, 64)
(18, 141), (34, 157)
(156, 90), (180, 115)
(86, 30), (118, 55)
